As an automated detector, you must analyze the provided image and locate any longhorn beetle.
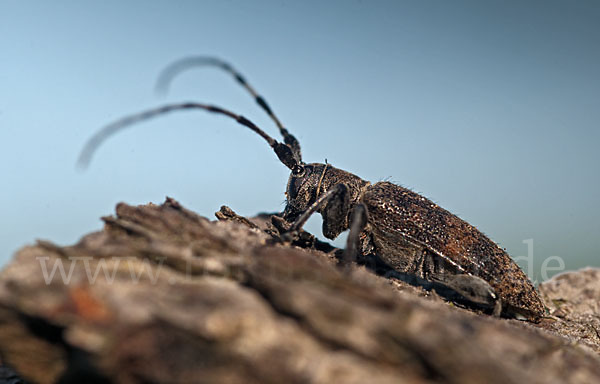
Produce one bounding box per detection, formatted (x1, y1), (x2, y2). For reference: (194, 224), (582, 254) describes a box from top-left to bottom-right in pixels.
(78, 56), (546, 322)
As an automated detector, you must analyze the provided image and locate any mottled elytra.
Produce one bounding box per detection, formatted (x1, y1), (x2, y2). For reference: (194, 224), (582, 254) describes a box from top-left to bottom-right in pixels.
(79, 56), (546, 322)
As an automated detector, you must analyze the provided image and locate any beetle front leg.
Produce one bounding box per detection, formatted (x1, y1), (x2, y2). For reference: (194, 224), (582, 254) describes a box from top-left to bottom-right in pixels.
(282, 184), (349, 242)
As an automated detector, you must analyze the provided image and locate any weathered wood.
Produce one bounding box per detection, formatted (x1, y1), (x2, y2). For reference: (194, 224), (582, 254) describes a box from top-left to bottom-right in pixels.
(0, 198), (598, 383)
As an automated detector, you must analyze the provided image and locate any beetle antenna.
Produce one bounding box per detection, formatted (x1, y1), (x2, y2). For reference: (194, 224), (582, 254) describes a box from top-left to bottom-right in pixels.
(155, 56), (301, 161)
(77, 103), (300, 172)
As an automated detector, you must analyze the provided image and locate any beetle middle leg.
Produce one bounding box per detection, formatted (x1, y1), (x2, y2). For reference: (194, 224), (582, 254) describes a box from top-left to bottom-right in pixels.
(342, 203), (368, 267)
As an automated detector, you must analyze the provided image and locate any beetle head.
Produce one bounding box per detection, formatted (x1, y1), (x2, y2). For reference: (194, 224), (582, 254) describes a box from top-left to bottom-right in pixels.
(283, 162), (368, 222)
(284, 163), (326, 221)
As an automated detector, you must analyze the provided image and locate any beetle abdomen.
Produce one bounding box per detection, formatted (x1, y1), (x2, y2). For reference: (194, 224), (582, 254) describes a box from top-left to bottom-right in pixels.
(361, 182), (545, 320)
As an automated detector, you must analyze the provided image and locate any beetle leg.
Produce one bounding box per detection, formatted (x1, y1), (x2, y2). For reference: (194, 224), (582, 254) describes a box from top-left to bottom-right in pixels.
(342, 203), (368, 266)
(414, 250), (428, 279)
(492, 298), (502, 317)
(433, 274), (502, 316)
(282, 184), (348, 242)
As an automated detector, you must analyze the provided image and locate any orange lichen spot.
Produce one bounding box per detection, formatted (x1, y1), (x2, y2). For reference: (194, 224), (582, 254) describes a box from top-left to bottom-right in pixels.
(69, 286), (112, 323)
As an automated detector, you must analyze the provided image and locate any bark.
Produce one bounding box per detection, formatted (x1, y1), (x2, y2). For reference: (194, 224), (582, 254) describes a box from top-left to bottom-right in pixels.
(0, 198), (598, 384)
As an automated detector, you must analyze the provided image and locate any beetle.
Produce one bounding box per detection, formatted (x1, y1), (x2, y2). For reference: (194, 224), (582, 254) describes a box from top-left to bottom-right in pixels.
(78, 56), (546, 322)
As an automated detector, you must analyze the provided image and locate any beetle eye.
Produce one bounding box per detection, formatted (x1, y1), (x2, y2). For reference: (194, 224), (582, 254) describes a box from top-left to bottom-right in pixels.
(292, 165), (305, 177)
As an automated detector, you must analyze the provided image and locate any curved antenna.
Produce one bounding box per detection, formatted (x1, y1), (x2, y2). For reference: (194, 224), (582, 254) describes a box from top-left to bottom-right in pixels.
(77, 103), (300, 172)
(155, 56), (302, 161)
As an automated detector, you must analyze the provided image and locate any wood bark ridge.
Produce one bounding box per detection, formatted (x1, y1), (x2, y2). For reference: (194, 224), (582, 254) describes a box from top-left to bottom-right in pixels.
(0, 198), (598, 384)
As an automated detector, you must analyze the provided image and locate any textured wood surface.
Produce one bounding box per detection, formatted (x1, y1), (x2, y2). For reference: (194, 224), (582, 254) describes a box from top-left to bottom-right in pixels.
(0, 198), (598, 383)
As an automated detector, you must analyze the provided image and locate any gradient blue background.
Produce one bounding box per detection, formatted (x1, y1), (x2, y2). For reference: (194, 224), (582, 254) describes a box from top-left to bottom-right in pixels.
(1, 0), (598, 282)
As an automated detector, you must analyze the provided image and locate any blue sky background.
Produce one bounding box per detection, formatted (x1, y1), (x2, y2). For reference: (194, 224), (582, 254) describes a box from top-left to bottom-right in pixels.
(1, 0), (598, 282)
